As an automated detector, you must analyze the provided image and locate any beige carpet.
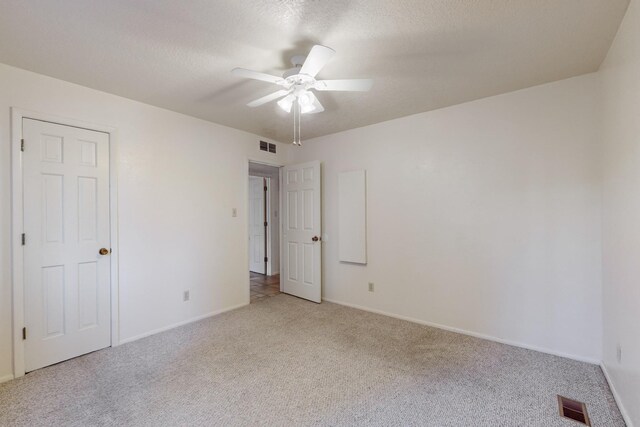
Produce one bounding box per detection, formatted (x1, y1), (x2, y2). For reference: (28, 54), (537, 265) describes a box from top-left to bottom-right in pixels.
(0, 294), (624, 426)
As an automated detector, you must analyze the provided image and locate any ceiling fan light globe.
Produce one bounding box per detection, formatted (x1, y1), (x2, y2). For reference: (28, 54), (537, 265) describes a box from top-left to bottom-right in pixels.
(277, 95), (294, 113)
(298, 92), (313, 107)
(301, 103), (317, 114)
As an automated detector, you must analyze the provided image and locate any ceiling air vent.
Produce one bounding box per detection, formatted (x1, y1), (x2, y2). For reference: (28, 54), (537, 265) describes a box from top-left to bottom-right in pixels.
(259, 141), (276, 154)
(558, 396), (591, 426)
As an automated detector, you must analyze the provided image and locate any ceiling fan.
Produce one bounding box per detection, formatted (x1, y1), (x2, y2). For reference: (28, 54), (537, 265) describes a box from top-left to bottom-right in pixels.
(231, 45), (373, 145)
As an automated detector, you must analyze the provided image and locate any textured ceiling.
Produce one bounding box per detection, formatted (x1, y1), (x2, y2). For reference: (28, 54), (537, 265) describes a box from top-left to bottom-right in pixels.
(0, 0), (629, 143)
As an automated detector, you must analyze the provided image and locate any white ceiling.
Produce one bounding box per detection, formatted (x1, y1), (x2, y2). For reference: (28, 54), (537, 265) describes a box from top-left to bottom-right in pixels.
(0, 0), (629, 143)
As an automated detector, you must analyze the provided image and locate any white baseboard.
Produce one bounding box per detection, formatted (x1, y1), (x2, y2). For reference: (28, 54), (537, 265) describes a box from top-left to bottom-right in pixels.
(119, 302), (249, 345)
(0, 374), (15, 384)
(601, 362), (634, 427)
(322, 298), (600, 365)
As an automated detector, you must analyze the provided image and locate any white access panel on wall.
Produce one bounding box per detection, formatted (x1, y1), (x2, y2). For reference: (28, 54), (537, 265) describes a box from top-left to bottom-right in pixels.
(338, 170), (367, 264)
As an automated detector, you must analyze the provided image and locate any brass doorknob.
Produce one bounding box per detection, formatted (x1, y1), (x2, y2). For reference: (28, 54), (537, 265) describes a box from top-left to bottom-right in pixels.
(312, 236), (321, 242)
(99, 248), (110, 255)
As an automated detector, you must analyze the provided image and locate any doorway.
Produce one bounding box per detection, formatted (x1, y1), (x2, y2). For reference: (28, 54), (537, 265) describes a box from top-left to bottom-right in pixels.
(248, 162), (281, 302)
(245, 159), (323, 304)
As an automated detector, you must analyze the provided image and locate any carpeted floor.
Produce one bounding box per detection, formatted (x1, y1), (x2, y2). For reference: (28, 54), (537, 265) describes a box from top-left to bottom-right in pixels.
(0, 294), (624, 426)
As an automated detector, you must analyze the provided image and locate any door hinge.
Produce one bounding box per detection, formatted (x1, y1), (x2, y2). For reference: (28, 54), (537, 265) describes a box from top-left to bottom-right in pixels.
(264, 221), (268, 227)
(20, 139), (25, 152)
(22, 327), (26, 340)
(21, 233), (25, 245)
(264, 186), (267, 192)
(264, 256), (268, 262)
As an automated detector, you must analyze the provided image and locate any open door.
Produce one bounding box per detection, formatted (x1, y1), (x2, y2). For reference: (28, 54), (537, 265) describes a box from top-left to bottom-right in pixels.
(282, 161), (322, 303)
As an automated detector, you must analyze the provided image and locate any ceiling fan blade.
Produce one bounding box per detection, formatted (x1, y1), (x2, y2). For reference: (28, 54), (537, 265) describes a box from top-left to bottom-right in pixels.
(231, 68), (284, 85)
(305, 92), (324, 114)
(314, 79), (373, 92)
(299, 45), (335, 77)
(247, 89), (290, 107)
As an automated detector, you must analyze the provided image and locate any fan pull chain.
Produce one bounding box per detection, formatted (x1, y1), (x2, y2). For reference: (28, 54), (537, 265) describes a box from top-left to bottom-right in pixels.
(298, 99), (302, 146)
(292, 98), (296, 145)
(292, 98), (302, 146)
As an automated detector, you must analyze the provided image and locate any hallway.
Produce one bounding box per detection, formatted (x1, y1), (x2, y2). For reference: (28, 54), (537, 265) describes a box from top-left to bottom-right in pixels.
(250, 272), (280, 302)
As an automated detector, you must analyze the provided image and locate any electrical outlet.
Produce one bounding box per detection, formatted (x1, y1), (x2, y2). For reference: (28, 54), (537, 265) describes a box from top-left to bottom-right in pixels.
(616, 344), (622, 363)
(232, 208), (238, 217)
(183, 290), (190, 302)
(368, 282), (374, 292)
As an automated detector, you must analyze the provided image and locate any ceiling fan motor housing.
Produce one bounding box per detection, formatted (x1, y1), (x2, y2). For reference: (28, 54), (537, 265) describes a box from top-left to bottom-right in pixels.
(282, 54), (309, 79)
(283, 67), (305, 80)
(290, 55), (306, 67)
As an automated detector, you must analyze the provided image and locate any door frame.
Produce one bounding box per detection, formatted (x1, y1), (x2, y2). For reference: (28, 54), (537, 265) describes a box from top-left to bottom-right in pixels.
(248, 175), (270, 275)
(245, 158), (284, 301)
(264, 177), (271, 276)
(10, 107), (120, 378)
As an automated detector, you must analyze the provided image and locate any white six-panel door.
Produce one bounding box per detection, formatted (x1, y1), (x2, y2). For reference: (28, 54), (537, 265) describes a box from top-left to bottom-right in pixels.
(282, 161), (322, 303)
(23, 118), (111, 372)
(249, 176), (266, 274)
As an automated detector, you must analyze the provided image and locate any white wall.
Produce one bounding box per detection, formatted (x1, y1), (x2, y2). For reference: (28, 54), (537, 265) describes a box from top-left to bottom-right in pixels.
(292, 73), (603, 362)
(601, 0), (640, 423)
(0, 63), (289, 381)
